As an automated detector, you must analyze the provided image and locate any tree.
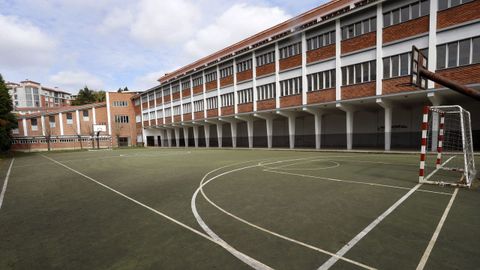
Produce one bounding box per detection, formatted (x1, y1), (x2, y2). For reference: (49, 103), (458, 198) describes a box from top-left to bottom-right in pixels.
(71, 87), (106, 105)
(0, 74), (18, 151)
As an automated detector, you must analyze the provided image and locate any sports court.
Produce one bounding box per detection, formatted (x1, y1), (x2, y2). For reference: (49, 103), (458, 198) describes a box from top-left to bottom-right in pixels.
(0, 148), (478, 270)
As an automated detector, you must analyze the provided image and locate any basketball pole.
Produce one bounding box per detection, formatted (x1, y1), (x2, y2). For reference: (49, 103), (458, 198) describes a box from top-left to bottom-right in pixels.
(419, 68), (480, 101)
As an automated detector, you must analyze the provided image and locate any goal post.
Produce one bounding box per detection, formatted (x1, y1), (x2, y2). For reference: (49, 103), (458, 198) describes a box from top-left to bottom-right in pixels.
(419, 105), (476, 187)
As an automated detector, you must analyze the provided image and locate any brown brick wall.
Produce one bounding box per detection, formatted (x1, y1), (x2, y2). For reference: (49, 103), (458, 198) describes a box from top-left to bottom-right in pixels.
(257, 99), (276, 111)
(207, 109), (218, 118)
(220, 76), (234, 87)
(206, 81), (217, 91)
(341, 82), (376, 100)
(435, 64), (480, 86)
(307, 44), (335, 63)
(143, 120), (149, 127)
(183, 113), (192, 121)
(193, 85), (203, 95)
(165, 118), (172, 124)
(149, 100), (154, 107)
(108, 92), (137, 146)
(194, 111), (204, 120)
(438, 0), (480, 29)
(142, 102), (148, 109)
(341, 32), (376, 55)
(279, 55), (302, 71)
(174, 115), (181, 123)
(238, 103), (253, 113)
(256, 63), (275, 77)
(156, 117), (164, 125)
(237, 70), (253, 82)
(382, 76), (416, 95)
(164, 95), (171, 103)
(383, 16), (429, 44)
(221, 106), (234, 116)
(155, 98), (162, 106)
(182, 89), (191, 98)
(307, 88), (336, 104)
(172, 92), (180, 101)
(280, 94), (302, 108)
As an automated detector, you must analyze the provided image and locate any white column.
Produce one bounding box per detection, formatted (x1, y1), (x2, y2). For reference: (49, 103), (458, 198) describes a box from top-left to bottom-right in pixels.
(274, 42), (280, 108)
(162, 90), (166, 125)
(23, 118), (28, 136)
(335, 19), (342, 101)
(428, 0), (438, 89)
(190, 76), (194, 120)
(153, 133), (159, 147)
(301, 32), (308, 105)
(166, 129), (172, 147)
(193, 125), (199, 147)
(252, 52), (258, 112)
(154, 89), (159, 126)
(217, 66), (221, 116)
(180, 81), (184, 123)
(59, 112), (64, 136)
(75, 110), (81, 134)
(106, 92), (112, 135)
(183, 127), (189, 147)
(233, 59), (238, 114)
(216, 123), (223, 148)
(92, 107), (97, 125)
(203, 71), (207, 119)
(277, 111), (297, 149)
(204, 124), (210, 147)
(377, 99), (392, 151)
(174, 127), (180, 147)
(376, 3), (383, 96)
(255, 114), (274, 148)
(247, 119), (254, 148)
(338, 104), (354, 150)
(170, 85), (174, 123)
(41, 115), (46, 136)
(230, 121), (237, 148)
(304, 108), (323, 149)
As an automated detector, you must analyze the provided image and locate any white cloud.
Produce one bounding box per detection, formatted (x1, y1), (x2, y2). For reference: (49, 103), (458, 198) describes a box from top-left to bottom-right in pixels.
(184, 3), (291, 58)
(0, 15), (56, 70)
(49, 70), (104, 92)
(133, 70), (166, 91)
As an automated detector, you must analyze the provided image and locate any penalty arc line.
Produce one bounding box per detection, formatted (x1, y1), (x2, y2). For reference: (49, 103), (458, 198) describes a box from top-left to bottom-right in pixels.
(40, 155), (273, 270)
(0, 158), (15, 210)
(416, 187), (459, 270)
(317, 156), (456, 270)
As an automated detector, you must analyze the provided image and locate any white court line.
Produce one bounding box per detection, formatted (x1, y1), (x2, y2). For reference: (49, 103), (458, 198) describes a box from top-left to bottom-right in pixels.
(0, 158), (15, 210)
(40, 154), (274, 270)
(264, 169), (452, 196)
(416, 188), (459, 270)
(317, 156), (456, 270)
(196, 160), (376, 270)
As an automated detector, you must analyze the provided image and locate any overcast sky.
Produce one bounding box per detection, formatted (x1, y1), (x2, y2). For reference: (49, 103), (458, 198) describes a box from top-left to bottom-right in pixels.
(0, 0), (324, 93)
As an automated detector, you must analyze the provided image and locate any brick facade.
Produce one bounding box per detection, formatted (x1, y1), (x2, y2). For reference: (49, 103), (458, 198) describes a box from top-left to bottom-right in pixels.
(237, 70), (253, 82)
(435, 64), (480, 86)
(206, 81), (217, 91)
(437, 0), (480, 29)
(307, 88), (336, 104)
(383, 16), (429, 44)
(280, 94), (302, 108)
(238, 103), (253, 113)
(221, 106), (234, 116)
(192, 85), (203, 95)
(220, 76), (234, 87)
(164, 95), (171, 103)
(257, 99), (276, 111)
(256, 63), (275, 77)
(172, 92), (180, 101)
(183, 113), (192, 121)
(207, 109), (218, 118)
(382, 76), (416, 95)
(279, 55), (302, 71)
(182, 89), (191, 98)
(341, 82), (376, 100)
(341, 32), (376, 55)
(194, 112), (204, 120)
(307, 44), (335, 63)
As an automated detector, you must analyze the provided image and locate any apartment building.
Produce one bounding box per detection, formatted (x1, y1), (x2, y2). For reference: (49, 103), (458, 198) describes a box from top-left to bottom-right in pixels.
(6, 80), (73, 114)
(11, 92), (138, 151)
(134, 0), (480, 150)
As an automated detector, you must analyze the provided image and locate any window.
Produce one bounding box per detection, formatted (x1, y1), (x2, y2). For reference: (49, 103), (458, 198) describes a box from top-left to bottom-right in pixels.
(83, 110), (89, 121)
(149, 111), (155, 120)
(134, 99), (140, 106)
(307, 69), (335, 91)
(157, 110), (163, 118)
(341, 17), (376, 40)
(257, 83), (276, 100)
(438, 0), (471, 11)
(182, 103), (191, 114)
(66, 112), (73, 124)
(113, 101), (128, 107)
(437, 37), (479, 69)
(220, 66), (234, 78)
(148, 93), (154, 101)
(172, 84), (180, 93)
(194, 100), (204, 112)
(173, 106), (181, 116)
(205, 72), (217, 83)
(115, 115), (129, 123)
(141, 95), (148, 103)
(164, 108), (172, 117)
(136, 115), (142, 123)
(49, 116), (56, 128)
(31, 118), (38, 131)
(163, 87), (171, 96)
(143, 112), (148, 120)
(279, 43), (301, 59)
(221, 92), (234, 107)
(256, 51), (275, 66)
(206, 96), (218, 110)
(307, 30), (335, 51)
(383, 1), (429, 28)
(182, 81), (191, 90)
(192, 77), (203, 87)
(237, 59), (253, 72)
(237, 88), (253, 104)
(341, 60), (376, 85)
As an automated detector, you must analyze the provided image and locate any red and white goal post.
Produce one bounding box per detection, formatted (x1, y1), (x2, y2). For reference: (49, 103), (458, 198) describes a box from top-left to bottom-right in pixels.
(419, 105), (476, 187)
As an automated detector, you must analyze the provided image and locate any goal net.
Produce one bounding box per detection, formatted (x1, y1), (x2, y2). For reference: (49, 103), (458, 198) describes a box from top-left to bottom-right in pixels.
(419, 105), (476, 187)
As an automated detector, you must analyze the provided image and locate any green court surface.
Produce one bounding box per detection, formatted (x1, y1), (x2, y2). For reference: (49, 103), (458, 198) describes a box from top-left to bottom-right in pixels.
(0, 148), (478, 270)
